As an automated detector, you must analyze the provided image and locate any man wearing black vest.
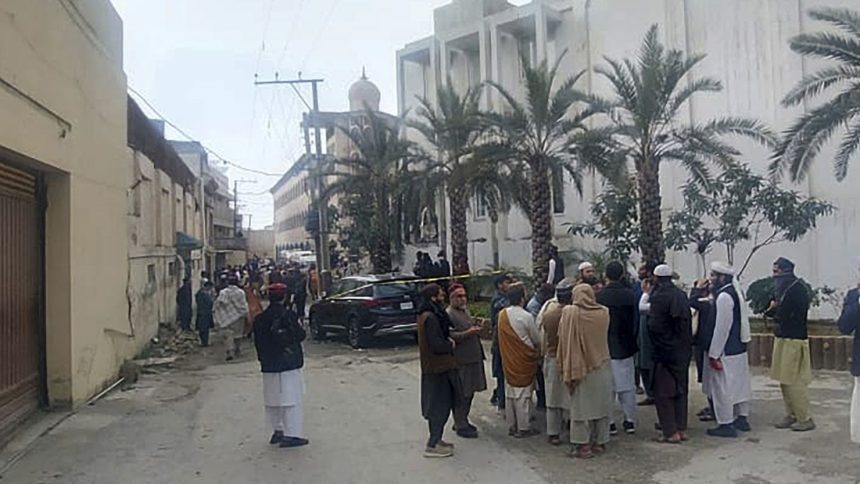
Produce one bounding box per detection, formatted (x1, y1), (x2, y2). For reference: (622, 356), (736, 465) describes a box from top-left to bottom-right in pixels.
(703, 262), (752, 438)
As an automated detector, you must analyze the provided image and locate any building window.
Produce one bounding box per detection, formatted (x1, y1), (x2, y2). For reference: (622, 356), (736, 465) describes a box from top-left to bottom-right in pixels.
(147, 264), (156, 284)
(475, 190), (488, 219)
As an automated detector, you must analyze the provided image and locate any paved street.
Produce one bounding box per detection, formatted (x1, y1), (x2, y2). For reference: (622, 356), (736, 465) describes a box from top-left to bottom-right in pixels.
(2, 338), (859, 484)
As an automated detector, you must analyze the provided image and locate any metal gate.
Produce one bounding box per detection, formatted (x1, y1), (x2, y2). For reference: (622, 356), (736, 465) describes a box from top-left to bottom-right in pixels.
(0, 159), (44, 445)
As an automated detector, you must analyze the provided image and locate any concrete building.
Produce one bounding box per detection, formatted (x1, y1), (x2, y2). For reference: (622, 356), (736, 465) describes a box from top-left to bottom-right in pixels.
(397, 0), (860, 316)
(246, 226), (276, 260)
(271, 154), (313, 255)
(0, 0), (130, 438)
(170, 141), (247, 271)
(126, 97), (204, 356)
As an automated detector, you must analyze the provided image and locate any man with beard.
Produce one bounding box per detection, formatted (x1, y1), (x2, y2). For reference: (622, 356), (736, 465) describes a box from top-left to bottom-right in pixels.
(499, 283), (542, 438)
(447, 284), (486, 439)
(703, 262), (752, 438)
(767, 257), (814, 432)
(837, 257), (860, 443)
(644, 264), (693, 444)
(417, 283), (461, 458)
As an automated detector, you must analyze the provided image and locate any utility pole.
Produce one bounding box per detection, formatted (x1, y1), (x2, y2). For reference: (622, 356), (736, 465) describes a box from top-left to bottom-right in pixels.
(232, 179), (256, 236)
(254, 75), (329, 276)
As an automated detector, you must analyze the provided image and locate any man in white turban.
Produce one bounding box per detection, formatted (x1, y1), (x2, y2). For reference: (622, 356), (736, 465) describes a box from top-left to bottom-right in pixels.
(703, 262), (753, 438)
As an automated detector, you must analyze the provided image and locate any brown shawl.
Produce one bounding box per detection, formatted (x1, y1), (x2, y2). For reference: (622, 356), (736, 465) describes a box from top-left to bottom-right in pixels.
(557, 284), (610, 390)
(499, 308), (541, 387)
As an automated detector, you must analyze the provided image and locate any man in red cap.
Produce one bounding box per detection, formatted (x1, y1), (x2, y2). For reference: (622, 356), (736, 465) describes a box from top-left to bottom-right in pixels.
(253, 283), (308, 448)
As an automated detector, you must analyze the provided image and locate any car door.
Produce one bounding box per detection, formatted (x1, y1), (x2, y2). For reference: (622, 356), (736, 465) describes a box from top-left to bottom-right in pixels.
(314, 280), (343, 329)
(330, 279), (357, 330)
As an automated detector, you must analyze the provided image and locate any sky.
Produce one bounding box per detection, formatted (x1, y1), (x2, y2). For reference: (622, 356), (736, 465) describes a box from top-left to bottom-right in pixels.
(112, 0), (459, 229)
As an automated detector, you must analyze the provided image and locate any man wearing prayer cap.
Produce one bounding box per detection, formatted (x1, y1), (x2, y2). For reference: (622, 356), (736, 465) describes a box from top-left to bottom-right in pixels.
(578, 261), (598, 286)
(537, 279), (574, 445)
(645, 264), (693, 443)
(766, 257), (814, 431)
(703, 262), (753, 438)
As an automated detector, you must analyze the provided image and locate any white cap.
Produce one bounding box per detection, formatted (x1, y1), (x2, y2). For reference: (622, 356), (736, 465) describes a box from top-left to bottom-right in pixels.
(710, 261), (735, 276)
(653, 264), (673, 277)
(578, 261), (593, 271)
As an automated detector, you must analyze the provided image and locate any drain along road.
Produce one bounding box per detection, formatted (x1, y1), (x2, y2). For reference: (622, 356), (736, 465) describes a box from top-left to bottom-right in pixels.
(2, 337), (859, 484)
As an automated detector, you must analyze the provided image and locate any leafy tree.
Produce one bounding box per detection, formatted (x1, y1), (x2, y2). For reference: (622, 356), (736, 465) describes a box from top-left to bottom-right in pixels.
(664, 165), (835, 277)
(410, 79), (516, 274)
(484, 52), (622, 282)
(566, 177), (639, 266)
(588, 25), (776, 265)
(771, 7), (860, 182)
(318, 110), (423, 273)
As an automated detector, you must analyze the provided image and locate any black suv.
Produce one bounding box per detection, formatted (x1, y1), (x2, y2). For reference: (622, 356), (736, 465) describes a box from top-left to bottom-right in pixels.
(309, 275), (419, 348)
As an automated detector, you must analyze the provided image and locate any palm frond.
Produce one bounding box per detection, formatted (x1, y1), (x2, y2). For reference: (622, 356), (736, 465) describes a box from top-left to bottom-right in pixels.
(808, 7), (860, 38)
(782, 65), (860, 106)
(789, 32), (860, 65)
(833, 118), (860, 180)
(701, 117), (779, 147)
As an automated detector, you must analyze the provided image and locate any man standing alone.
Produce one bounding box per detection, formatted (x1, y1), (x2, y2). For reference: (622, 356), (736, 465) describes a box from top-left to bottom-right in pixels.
(645, 264), (693, 444)
(703, 262), (753, 438)
(253, 283), (308, 448)
(498, 283), (541, 438)
(417, 283), (461, 458)
(597, 261), (638, 435)
(195, 281), (215, 347)
(447, 284), (486, 439)
(767, 257), (814, 432)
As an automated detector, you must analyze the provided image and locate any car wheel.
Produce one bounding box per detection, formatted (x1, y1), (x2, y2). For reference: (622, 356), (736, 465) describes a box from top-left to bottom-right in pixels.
(309, 319), (326, 341)
(347, 317), (366, 349)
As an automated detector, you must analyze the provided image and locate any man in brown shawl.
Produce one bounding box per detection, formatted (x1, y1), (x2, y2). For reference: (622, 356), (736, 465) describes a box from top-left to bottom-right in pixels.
(447, 283), (487, 439)
(498, 283), (542, 438)
(557, 283), (613, 459)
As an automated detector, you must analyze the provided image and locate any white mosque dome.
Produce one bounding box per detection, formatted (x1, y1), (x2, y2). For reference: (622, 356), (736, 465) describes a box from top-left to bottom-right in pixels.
(348, 68), (381, 112)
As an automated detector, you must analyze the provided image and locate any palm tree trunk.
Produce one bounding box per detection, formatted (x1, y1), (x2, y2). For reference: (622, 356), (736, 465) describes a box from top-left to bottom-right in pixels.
(637, 158), (665, 265)
(529, 166), (552, 283)
(447, 184), (469, 274)
(371, 192), (392, 273)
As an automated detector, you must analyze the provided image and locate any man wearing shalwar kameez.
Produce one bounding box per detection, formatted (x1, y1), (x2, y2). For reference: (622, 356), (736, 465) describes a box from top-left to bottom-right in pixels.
(498, 283), (542, 438)
(558, 284), (613, 459)
(837, 257), (860, 444)
(703, 262), (753, 438)
(766, 257), (814, 432)
(253, 283), (308, 448)
(646, 264), (693, 444)
(538, 280), (573, 445)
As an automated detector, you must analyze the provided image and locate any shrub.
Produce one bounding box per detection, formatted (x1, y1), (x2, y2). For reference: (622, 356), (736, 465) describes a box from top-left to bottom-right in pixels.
(746, 276), (817, 314)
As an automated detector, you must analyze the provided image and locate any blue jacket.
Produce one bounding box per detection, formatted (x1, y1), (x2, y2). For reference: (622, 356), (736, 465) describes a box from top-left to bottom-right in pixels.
(837, 288), (860, 377)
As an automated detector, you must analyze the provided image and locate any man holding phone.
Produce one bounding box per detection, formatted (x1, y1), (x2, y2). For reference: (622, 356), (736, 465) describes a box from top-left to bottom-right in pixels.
(447, 283), (487, 438)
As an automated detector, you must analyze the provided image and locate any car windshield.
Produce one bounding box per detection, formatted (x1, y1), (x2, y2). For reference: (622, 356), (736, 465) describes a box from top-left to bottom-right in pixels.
(373, 283), (413, 298)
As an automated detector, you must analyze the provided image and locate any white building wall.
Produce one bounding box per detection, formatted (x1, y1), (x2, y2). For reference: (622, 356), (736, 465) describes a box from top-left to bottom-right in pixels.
(398, 0), (860, 317)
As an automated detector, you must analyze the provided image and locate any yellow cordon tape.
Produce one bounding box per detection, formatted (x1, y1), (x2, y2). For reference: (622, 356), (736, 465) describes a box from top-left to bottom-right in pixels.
(319, 270), (508, 300)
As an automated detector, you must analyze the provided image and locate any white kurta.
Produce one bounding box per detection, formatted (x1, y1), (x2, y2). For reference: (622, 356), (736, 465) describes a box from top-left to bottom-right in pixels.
(504, 306), (541, 399)
(262, 368), (305, 407)
(703, 292), (752, 425)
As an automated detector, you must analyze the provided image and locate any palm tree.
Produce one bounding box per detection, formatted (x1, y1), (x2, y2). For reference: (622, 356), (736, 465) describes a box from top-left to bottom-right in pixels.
(770, 7), (860, 182)
(319, 110), (423, 273)
(588, 25), (776, 265)
(484, 52), (620, 283)
(410, 79), (516, 274)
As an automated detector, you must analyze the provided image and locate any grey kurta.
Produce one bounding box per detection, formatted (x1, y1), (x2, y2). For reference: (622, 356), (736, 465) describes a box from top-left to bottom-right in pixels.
(543, 355), (571, 409)
(447, 306), (487, 396)
(570, 363), (613, 421)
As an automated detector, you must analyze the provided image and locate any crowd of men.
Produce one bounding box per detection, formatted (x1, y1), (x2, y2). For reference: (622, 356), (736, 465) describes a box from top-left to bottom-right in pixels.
(416, 255), (860, 458)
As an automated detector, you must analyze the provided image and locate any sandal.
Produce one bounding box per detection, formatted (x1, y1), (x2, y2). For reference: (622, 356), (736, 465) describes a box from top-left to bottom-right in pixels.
(571, 444), (594, 459)
(652, 434), (682, 444)
(548, 435), (562, 446)
(679, 432), (689, 442)
(592, 444), (607, 454)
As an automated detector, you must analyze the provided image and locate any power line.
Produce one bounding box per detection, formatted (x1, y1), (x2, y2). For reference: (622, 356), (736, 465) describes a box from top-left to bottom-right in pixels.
(127, 85), (283, 177)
